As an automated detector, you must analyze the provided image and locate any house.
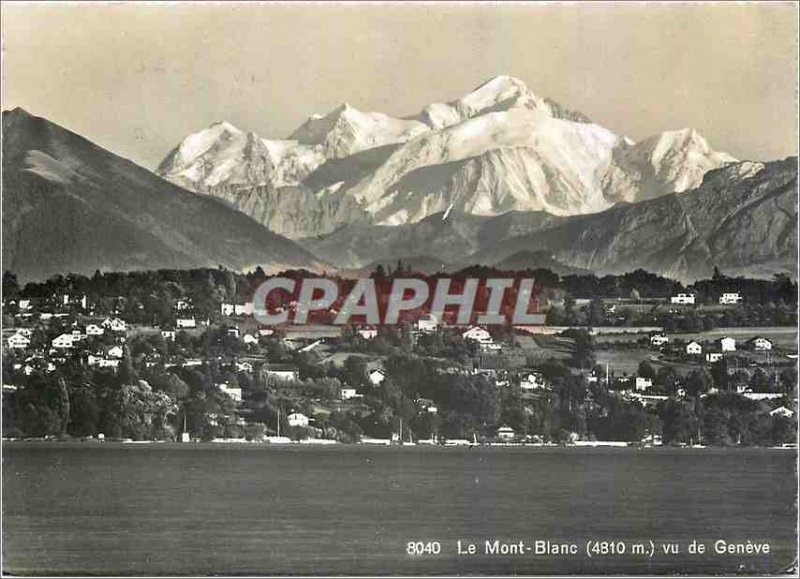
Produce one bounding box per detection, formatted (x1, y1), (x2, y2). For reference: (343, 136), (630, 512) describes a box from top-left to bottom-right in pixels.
(416, 314), (439, 333)
(706, 352), (723, 363)
(496, 425), (516, 441)
(685, 341), (702, 355)
(106, 345), (124, 359)
(670, 293), (695, 305)
(719, 336), (736, 352)
(175, 298), (192, 311)
(6, 333), (31, 349)
(650, 334), (669, 347)
(18, 299), (32, 311)
(98, 358), (120, 369)
(176, 317), (196, 329)
(242, 333), (259, 345)
(161, 329), (176, 341)
(479, 341), (501, 353)
(51, 333), (75, 349)
(217, 383), (242, 403)
(85, 324), (105, 336)
(340, 388), (359, 400)
(236, 361), (253, 373)
(258, 328), (275, 337)
(462, 326), (492, 343)
(263, 364), (299, 381)
(220, 302), (253, 316)
(520, 372), (547, 390)
(102, 317), (127, 332)
(16, 328), (32, 338)
(635, 377), (653, 391)
(769, 406), (794, 418)
(227, 327), (241, 338)
(719, 292), (743, 305)
(359, 327), (379, 340)
(287, 412), (310, 428)
(747, 337), (773, 351)
(368, 368), (386, 386)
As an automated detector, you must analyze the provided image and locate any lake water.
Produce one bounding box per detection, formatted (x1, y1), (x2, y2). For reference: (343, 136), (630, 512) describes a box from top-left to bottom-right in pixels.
(3, 443), (797, 575)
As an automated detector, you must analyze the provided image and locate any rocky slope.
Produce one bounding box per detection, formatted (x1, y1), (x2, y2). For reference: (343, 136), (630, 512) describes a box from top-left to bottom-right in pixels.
(158, 75), (735, 236)
(2, 108), (326, 282)
(300, 158), (797, 281)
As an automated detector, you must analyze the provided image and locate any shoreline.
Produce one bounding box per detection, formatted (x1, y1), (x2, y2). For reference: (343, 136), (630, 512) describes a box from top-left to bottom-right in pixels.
(3, 437), (796, 450)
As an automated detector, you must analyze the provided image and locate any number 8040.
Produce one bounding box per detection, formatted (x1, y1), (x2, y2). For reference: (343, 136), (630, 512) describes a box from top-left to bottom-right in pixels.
(406, 541), (442, 555)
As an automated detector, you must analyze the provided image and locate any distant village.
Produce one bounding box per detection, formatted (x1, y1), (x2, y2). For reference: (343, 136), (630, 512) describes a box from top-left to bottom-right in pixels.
(1, 268), (797, 447)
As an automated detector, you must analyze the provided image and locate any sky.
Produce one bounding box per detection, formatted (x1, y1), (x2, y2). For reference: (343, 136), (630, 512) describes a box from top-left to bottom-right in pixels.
(3, 2), (798, 170)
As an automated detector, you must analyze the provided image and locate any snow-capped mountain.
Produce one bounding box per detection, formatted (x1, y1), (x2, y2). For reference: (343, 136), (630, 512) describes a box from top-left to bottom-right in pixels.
(157, 75), (737, 235)
(289, 103), (429, 159)
(157, 121), (325, 192)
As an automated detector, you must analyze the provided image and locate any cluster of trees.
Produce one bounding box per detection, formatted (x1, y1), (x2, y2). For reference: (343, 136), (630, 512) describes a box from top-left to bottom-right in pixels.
(658, 393), (794, 446)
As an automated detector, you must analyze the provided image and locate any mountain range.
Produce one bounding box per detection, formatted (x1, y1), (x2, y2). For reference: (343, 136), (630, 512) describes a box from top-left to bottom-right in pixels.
(2, 108), (325, 282)
(2, 75), (796, 283)
(299, 156), (797, 281)
(158, 75), (736, 237)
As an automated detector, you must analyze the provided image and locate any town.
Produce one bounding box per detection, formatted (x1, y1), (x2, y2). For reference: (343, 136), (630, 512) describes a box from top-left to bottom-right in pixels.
(1, 267), (797, 447)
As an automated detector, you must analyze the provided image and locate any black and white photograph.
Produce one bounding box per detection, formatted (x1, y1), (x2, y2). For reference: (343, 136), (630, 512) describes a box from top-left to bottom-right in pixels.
(1, 1), (798, 576)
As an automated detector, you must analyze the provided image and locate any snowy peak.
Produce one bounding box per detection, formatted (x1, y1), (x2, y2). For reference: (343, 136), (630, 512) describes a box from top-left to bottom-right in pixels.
(289, 102), (429, 158)
(603, 127), (737, 202)
(416, 75), (590, 130)
(158, 122), (325, 191)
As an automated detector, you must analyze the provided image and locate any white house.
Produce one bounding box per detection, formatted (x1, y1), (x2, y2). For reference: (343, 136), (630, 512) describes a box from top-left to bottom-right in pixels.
(670, 293), (695, 305)
(99, 358), (120, 369)
(236, 361), (253, 373)
(176, 318), (196, 329)
(175, 298), (192, 311)
(217, 383), (242, 403)
(51, 333), (75, 349)
(496, 425), (516, 441)
(635, 377), (653, 391)
(220, 302), (253, 316)
(719, 336), (736, 352)
(462, 326), (492, 343)
(161, 329), (176, 342)
(706, 352), (723, 363)
(416, 314), (439, 333)
(359, 328), (379, 340)
(102, 317), (127, 332)
(6, 333), (31, 349)
(235, 303), (253, 316)
(650, 334), (669, 346)
(368, 368), (386, 386)
(686, 341), (702, 355)
(520, 372), (547, 390)
(288, 412), (310, 428)
(748, 337), (773, 351)
(340, 388), (358, 400)
(242, 333), (259, 345)
(85, 324), (104, 336)
(719, 292), (743, 305)
(263, 364), (299, 381)
(106, 345), (124, 359)
(258, 328), (275, 337)
(769, 406), (794, 418)
(479, 341), (501, 353)
(227, 327), (240, 338)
